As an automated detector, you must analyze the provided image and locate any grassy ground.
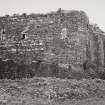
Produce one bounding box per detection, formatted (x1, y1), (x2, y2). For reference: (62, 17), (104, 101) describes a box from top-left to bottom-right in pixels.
(58, 97), (105, 105)
(0, 77), (105, 105)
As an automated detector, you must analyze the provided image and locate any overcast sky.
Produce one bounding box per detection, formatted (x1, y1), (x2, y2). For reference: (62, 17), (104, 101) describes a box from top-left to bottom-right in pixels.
(0, 0), (105, 31)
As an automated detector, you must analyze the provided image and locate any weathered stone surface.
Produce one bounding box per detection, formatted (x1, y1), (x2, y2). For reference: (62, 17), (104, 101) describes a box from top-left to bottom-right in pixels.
(0, 9), (104, 69)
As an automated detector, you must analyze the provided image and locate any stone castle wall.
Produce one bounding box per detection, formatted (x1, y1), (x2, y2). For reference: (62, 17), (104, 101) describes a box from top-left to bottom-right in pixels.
(0, 9), (104, 68)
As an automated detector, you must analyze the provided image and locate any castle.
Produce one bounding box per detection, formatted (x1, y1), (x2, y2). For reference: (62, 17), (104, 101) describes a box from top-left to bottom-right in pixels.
(0, 9), (105, 71)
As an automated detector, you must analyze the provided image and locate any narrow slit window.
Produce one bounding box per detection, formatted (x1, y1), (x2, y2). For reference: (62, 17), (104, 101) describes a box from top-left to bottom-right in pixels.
(22, 34), (26, 39)
(2, 30), (5, 34)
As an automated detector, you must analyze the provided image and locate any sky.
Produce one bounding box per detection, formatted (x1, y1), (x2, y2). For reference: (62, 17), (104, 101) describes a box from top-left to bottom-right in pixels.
(0, 0), (105, 31)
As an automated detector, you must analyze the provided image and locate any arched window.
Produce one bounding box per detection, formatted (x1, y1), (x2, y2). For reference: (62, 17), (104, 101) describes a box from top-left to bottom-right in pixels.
(2, 30), (5, 34)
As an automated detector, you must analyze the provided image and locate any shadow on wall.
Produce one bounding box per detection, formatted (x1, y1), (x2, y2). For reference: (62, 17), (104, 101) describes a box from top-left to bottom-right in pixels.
(0, 58), (70, 79)
(83, 60), (105, 79)
(0, 58), (105, 80)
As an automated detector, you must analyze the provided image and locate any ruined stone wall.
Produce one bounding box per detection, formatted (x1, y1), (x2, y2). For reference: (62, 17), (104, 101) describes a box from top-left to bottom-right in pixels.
(87, 25), (105, 72)
(21, 10), (90, 65)
(0, 9), (104, 67)
(90, 32), (104, 67)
